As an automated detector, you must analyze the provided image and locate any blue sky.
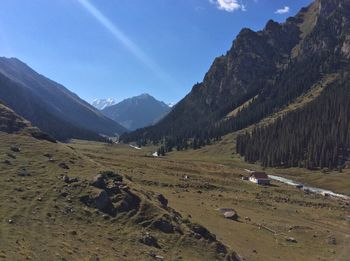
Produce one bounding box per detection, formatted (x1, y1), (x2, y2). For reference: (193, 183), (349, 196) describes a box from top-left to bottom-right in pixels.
(0, 0), (312, 104)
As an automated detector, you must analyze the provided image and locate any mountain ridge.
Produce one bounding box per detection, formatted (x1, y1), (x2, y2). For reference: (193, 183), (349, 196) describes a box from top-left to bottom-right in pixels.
(102, 93), (171, 131)
(0, 57), (127, 141)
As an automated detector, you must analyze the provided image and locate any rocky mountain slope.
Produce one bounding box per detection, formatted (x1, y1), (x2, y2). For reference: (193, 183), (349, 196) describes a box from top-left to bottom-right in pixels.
(0, 57), (127, 141)
(121, 0), (350, 166)
(102, 94), (171, 131)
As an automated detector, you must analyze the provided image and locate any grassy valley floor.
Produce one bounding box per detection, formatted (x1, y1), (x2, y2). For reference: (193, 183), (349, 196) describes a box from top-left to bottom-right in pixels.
(70, 140), (350, 261)
(0, 132), (349, 260)
(0, 133), (238, 261)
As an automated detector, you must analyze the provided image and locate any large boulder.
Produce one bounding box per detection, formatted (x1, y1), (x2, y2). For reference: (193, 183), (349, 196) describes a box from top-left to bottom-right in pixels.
(224, 211), (238, 220)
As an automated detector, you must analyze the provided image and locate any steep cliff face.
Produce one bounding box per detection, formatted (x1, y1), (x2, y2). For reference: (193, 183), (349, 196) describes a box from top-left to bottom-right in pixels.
(122, 0), (350, 148)
(165, 16), (301, 125)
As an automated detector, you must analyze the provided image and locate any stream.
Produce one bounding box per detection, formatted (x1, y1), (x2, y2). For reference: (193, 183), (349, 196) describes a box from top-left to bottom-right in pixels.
(268, 175), (350, 201)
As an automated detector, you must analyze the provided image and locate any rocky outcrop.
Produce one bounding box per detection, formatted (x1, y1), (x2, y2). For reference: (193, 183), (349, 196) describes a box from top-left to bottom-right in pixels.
(0, 102), (56, 142)
(81, 171), (140, 217)
(79, 171), (241, 260)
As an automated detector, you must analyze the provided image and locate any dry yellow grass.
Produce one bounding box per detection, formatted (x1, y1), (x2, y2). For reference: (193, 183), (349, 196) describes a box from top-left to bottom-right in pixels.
(1, 130), (349, 261)
(70, 140), (350, 261)
(0, 133), (237, 261)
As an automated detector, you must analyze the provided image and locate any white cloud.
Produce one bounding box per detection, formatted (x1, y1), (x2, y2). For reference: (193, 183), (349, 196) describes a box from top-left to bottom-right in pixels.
(210, 0), (246, 12)
(275, 6), (290, 14)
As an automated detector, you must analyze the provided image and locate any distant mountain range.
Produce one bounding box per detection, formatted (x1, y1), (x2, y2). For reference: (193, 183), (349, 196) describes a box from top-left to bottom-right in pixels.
(101, 94), (171, 131)
(0, 57), (127, 141)
(92, 98), (117, 110)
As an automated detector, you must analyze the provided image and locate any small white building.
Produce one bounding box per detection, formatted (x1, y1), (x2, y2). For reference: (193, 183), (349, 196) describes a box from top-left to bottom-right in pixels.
(249, 172), (270, 185)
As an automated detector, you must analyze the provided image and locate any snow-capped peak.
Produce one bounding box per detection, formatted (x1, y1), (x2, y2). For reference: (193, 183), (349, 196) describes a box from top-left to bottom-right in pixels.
(92, 98), (117, 110)
(167, 102), (177, 108)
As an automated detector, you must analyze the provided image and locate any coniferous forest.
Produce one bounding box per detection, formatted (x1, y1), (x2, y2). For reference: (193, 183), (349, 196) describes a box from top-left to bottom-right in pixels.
(236, 76), (350, 170)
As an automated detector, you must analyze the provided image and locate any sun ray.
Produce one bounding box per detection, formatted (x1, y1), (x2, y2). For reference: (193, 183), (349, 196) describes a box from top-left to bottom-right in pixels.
(76, 0), (170, 82)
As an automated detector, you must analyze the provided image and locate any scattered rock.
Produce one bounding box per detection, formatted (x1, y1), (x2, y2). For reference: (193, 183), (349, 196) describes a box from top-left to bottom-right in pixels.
(3, 159), (11, 165)
(62, 175), (70, 183)
(225, 252), (241, 261)
(224, 211), (238, 220)
(286, 237), (297, 243)
(17, 170), (31, 177)
(139, 233), (160, 248)
(60, 192), (69, 197)
(89, 255), (100, 261)
(8, 219), (14, 224)
(148, 253), (164, 260)
(218, 208), (238, 220)
(90, 174), (106, 189)
(153, 219), (174, 233)
(62, 175), (78, 183)
(327, 236), (337, 245)
(69, 230), (77, 236)
(10, 145), (20, 152)
(58, 162), (69, 170)
(188, 223), (216, 242)
(157, 194), (168, 207)
(213, 241), (228, 255)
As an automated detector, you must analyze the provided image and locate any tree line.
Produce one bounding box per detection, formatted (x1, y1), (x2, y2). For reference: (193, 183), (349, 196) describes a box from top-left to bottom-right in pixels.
(236, 76), (350, 170)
